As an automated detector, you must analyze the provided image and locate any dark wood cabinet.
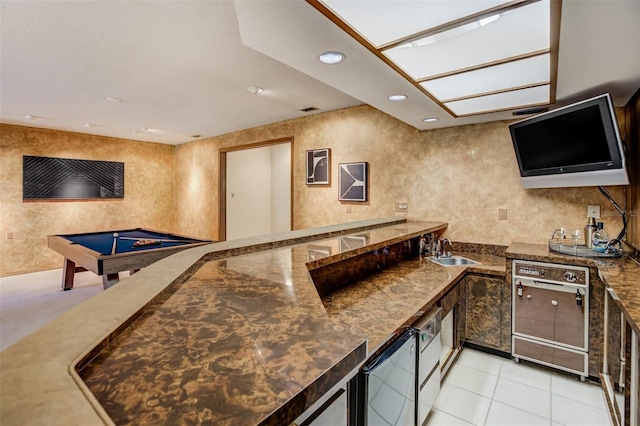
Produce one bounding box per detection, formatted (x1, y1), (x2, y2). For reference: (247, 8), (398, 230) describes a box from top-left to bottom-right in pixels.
(438, 280), (466, 376)
(605, 288), (624, 387)
(623, 321), (640, 426)
(464, 274), (511, 353)
(438, 279), (467, 350)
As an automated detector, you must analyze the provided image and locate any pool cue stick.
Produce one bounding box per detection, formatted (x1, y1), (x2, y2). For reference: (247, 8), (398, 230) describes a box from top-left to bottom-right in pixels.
(118, 237), (197, 244)
(111, 232), (118, 255)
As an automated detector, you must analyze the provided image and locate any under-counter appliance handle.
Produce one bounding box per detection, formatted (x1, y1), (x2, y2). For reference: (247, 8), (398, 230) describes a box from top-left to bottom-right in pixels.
(413, 307), (442, 331)
(517, 279), (587, 294)
(362, 329), (416, 374)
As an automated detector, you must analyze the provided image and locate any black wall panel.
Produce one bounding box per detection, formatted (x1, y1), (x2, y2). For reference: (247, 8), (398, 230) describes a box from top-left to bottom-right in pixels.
(23, 156), (124, 200)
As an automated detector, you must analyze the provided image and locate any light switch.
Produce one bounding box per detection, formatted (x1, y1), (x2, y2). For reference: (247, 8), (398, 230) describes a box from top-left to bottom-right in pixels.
(498, 208), (507, 220)
(587, 205), (600, 219)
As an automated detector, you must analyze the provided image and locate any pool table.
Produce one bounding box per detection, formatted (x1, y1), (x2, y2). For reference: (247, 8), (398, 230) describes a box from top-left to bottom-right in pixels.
(48, 228), (211, 290)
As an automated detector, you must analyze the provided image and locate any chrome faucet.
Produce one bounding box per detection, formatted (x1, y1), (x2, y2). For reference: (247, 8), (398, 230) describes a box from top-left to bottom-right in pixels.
(440, 238), (454, 258)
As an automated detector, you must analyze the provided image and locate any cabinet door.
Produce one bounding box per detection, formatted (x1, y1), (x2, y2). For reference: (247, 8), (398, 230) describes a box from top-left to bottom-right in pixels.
(439, 281), (466, 349)
(627, 326), (639, 426)
(465, 275), (503, 350)
(605, 289), (623, 387)
(439, 283), (459, 318)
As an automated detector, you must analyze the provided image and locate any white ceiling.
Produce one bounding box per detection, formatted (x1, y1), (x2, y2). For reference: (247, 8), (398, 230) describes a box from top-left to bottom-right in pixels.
(1, 1), (638, 146)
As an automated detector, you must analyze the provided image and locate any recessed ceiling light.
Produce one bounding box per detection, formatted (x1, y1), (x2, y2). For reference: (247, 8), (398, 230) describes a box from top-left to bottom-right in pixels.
(312, 0), (555, 117)
(387, 94), (407, 102)
(247, 86), (264, 95)
(318, 51), (345, 64)
(24, 114), (35, 120)
(423, 117), (439, 122)
(83, 123), (92, 128)
(106, 97), (122, 103)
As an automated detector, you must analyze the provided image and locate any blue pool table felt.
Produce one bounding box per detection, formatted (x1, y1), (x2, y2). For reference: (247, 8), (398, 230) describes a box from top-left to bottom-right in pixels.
(64, 229), (204, 255)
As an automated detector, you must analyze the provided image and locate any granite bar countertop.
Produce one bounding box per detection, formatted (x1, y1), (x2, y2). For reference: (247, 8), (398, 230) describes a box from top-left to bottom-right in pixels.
(506, 242), (640, 335)
(76, 238), (504, 425)
(323, 252), (506, 354)
(78, 247), (365, 425)
(0, 217), (457, 426)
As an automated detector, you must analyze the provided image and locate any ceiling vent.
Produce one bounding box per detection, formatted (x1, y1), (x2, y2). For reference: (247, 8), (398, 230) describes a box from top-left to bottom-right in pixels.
(299, 107), (319, 112)
(512, 106), (549, 116)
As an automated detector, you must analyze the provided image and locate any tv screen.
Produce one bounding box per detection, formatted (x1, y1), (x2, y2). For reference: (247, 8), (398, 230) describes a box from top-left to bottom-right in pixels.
(509, 93), (629, 188)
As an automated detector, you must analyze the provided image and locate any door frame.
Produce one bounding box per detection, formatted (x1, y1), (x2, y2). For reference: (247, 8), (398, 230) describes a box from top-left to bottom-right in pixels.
(218, 137), (294, 241)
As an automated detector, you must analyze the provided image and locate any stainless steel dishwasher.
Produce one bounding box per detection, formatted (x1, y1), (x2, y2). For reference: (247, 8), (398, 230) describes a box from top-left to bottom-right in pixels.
(414, 308), (441, 426)
(361, 328), (417, 426)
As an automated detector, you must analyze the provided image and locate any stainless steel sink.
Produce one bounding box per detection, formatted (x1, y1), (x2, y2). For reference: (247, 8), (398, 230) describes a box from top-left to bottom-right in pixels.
(428, 256), (479, 266)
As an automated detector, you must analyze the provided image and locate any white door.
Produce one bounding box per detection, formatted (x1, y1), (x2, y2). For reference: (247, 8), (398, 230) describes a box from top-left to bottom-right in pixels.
(225, 143), (291, 240)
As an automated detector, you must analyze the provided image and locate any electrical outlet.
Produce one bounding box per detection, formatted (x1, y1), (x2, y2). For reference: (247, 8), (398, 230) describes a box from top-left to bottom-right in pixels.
(7, 232), (14, 240)
(587, 205), (600, 219)
(395, 201), (409, 212)
(498, 208), (508, 220)
(346, 205), (352, 213)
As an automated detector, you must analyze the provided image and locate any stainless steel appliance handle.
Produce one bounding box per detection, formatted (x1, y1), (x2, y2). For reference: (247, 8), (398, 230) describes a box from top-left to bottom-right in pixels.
(362, 329), (416, 374)
(517, 279), (586, 294)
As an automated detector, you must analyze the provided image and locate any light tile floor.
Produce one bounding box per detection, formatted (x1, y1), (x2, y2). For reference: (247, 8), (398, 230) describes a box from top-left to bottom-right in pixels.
(427, 348), (615, 426)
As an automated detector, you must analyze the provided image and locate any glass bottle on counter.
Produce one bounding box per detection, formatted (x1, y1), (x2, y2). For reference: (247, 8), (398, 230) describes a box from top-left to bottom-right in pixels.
(585, 217), (597, 248)
(592, 222), (609, 252)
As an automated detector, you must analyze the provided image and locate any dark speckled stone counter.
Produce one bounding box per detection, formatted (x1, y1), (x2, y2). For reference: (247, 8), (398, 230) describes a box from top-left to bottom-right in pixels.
(0, 217), (512, 426)
(76, 220), (459, 425)
(2, 217), (451, 426)
(4, 218), (454, 426)
(323, 252), (505, 353)
(593, 256), (640, 336)
(324, 258), (461, 354)
(78, 248), (367, 425)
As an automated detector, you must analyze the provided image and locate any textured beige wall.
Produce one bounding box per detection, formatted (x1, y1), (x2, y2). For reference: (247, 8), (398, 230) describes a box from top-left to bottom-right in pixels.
(175, 105), (627, 246)
(2, 104), (630, 276)
(173, 137), (220, 240)
(0, 124), (176, 276)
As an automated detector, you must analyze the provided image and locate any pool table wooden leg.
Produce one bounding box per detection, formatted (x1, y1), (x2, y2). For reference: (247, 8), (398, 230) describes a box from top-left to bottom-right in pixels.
(62, 258), (76, 291)
(102, 273), (120, 290)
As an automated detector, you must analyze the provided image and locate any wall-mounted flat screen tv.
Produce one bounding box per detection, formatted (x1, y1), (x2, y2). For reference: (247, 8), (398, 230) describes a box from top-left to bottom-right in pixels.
(509, 93), (629, 188)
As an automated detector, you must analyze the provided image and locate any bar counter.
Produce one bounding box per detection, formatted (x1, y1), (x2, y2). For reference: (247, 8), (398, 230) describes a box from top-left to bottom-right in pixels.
(2, 219), (638, 426)
(1, 218), (453, 425)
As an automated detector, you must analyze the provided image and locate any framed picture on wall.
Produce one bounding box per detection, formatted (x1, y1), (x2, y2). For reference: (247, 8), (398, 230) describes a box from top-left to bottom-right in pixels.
(306, 148), (330, 185)
(23, 156), (124, 200)
(338, 162), (368, 202)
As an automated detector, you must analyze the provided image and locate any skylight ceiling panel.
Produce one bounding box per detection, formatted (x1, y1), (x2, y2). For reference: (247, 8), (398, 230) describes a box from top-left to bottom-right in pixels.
(383, 0), (550, 80)
(420, 54), (550, 101)
(445, 85), (549, 116)
(320, 0), (513, 47)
